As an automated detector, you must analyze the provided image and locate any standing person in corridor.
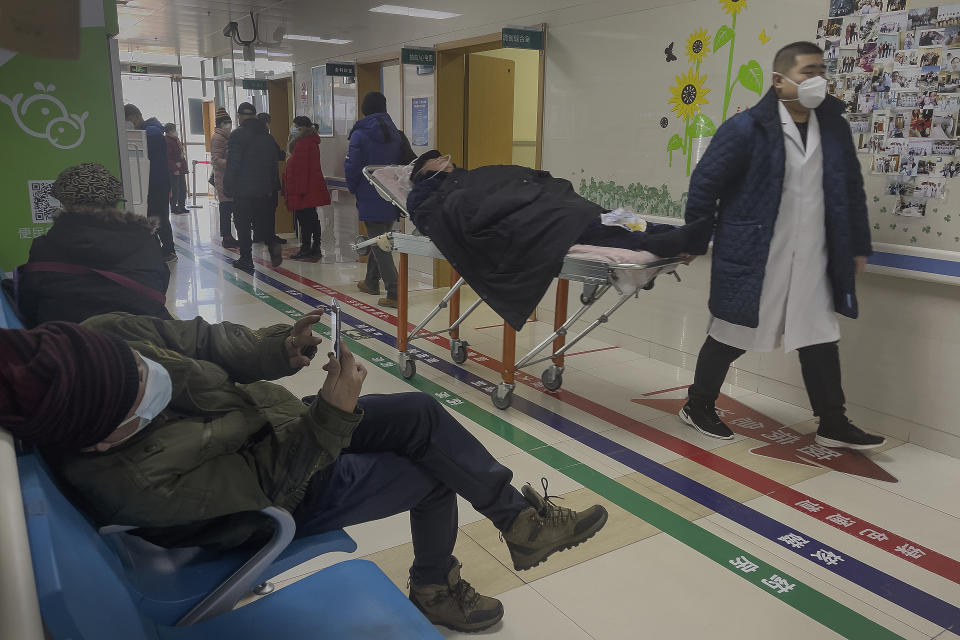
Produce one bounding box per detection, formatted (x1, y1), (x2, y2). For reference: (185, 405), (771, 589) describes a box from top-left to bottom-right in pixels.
(681, 41), (886, 450)
(210, 107), (239, 248)
(124, 104), (174, 262)
(345, 91), (416, 309)
(285, 116), (330, 260)
(224, 103), (286, 271)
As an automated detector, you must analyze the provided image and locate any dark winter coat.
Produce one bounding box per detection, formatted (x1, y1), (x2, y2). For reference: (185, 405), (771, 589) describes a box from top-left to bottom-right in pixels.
(284, 131), (331, 211)
(165, 135), (186, 175)
(344, 113), (415, 222)
(141, 118), (170, 193)
(411, 165), (599, 331)
(16, 209), (171, 327)
(684, 88), (872, 328)
(224, 118), (285, 199)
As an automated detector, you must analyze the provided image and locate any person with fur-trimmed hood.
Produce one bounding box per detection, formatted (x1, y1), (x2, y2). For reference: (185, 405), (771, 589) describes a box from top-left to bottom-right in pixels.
(14, 163), (172, 327)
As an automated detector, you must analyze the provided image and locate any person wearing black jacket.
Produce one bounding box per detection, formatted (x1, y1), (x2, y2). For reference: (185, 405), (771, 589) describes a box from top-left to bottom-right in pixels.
(224, 103), (286, 271)
(15, 163), (171, 327)
(125, 104), (174, 262)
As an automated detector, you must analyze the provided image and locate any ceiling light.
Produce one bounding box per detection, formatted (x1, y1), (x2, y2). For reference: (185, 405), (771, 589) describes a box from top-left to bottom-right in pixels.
(234, 50), (294, 57)
(369, 4), (461, 19)
(284, 35), (352, 44)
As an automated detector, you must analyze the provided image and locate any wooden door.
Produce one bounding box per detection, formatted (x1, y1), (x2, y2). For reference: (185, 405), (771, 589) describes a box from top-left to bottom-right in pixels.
(466, 54), (514, 169)
(268, 78), (294, 233)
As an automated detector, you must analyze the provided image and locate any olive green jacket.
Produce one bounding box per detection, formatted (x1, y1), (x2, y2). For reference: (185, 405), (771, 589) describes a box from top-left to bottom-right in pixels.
(52, 313), (362, 550)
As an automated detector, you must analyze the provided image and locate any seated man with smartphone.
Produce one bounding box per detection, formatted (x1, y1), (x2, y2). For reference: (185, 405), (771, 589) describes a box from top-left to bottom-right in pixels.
(0, 310), (607, 633)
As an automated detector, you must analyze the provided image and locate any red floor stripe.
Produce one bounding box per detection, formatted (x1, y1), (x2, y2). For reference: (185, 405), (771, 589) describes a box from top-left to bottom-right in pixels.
(235, 245), (960, 584)
(642, 385), (691, 397)
(474, 322), (505, 330)
(566, 346), (619, 357)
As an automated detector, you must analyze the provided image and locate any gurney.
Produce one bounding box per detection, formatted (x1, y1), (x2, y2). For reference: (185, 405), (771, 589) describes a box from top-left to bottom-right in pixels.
(353, 165), (686, 409)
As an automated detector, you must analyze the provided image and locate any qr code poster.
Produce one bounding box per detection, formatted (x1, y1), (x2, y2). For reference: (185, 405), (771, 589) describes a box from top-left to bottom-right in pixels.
(29, 180), (61, 223)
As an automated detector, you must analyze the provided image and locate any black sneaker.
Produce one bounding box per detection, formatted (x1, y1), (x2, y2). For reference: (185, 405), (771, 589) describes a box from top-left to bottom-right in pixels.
(679, 402), (734, 440)
(233, 257), (255, 272)
(268, 243), (283, 267)
(815, 419), (886, 450)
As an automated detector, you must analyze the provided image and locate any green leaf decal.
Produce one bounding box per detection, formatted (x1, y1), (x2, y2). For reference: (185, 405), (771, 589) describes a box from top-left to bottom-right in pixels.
(737, 60), (763, 96)
(714, 25), (735, 52)
(686, 113), (717, 139)
(667, 134), (684, 152)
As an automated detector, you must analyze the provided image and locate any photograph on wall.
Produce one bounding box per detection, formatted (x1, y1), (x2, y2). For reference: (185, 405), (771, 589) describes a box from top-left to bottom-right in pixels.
(895, 196), (928, 216)
(826, 17), (845, 38)
(935, 5), (960, 27)
(886, 175), (916, 195)
(857, 42), (880, 71)
(842, 15), (863, 44)
(920, 47), (943, 71)
(901, 29), (918, 49)
(910, 108), (934, 137)
(937, 91), (960, 110)
(825, 37), (843, 60)
(917, 156), (942, 174)
(940, 70), (960, 94)
(896, 91), (920, 108)
(861, 14), (882, 40)
(940, 157), (960, 175)
(839, 49), (859, 73)
(917, 176), (948, 197)
(817, 19), (830, 39)
(920, 89), (939, 107)
(899, 153), (919, 175)
(909, 7), (939, 30)
(876, 91), (897, 109)
(908, 139), (933, 156)
(933, 139), (960, 154)
(848, 113), (872, 133)
(918, 27), (946, 47)
(919, 72), (941, 92)
(892, 68), (922, 89)
(894, 49), (920, 67)
(933, 110), (959, 139)
(879, 11), (909, 34)
(945, 25), (960, 46)
(873, 108), (891, 134)
(944, 49), (960, 72)
(311, 65), (334, 137)
(889, 111), (911, 138)
(861, 132), (886, 152)
(876, 34), (899, 60)
(873, 152), (901, 173)
(885, 0), (908, 10)
(830, 0), (858, 17)
(859, 91), (878, 111)
(873, 67), (893, 91)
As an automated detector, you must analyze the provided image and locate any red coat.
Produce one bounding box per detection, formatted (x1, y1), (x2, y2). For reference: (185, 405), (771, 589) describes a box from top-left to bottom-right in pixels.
(284, 132), (331, 210)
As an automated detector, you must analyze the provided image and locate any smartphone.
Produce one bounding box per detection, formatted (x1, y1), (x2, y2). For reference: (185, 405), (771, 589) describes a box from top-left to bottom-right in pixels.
(330, 299), (342, 361)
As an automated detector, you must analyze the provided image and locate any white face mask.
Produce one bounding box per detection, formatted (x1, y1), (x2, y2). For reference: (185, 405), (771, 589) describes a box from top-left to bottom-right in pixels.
(777, 73), (827, 109)
(111, 354), (173, 446)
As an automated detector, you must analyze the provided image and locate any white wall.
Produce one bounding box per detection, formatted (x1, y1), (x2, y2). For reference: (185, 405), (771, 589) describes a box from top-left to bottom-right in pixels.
(539, 0), (960, 457)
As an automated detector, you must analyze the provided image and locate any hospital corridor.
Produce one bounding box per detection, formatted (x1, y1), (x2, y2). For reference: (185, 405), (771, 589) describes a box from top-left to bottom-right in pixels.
(2, 1), (960, 639)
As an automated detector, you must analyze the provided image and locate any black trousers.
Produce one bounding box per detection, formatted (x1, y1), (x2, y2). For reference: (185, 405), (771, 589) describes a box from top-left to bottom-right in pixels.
(147, 185), (173, 255)
(688, 336), (847, 424)
(294, 393), (529, 585)
(219, 201), (235, 239)
(234, 195), (277, 260)
(169, 173), (187, 210)
(294, 207), (321, 246)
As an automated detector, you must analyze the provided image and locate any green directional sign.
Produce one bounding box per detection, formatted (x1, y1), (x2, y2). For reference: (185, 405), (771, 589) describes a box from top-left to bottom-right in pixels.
(501, 27), (544, 50)
(129, 64), (148, 74)
(325, 62), (356, 77)
(241, 78), (268, 91)
(402, 48), (435, 66)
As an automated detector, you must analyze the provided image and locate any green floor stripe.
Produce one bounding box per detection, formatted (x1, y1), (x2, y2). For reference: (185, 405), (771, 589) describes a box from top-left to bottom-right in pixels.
(176, 244), (905, 640)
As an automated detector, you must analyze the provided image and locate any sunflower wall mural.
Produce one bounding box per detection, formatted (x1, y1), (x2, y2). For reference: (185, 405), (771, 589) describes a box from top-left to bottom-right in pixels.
(665, 0), (764, 177)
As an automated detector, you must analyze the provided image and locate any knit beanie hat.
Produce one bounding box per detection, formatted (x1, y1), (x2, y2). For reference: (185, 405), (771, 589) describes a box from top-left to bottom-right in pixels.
(0, 323), (140, 450)
(361, 91), (387, 116)
(215, 106), (231, 126)
(51, 163), (125, 209)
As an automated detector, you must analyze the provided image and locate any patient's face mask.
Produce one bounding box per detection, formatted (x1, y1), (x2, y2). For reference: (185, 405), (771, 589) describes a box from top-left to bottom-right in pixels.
(97, 354), (172, 451)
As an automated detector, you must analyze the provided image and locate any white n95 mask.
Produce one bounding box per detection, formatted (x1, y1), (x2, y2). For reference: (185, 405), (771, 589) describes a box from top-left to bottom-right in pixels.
(115, 354), (173, 443)
(778, 74), (827, 109)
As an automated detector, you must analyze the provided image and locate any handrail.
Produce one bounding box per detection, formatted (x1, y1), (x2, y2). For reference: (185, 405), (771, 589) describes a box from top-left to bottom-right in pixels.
(0, 429), (44, 640)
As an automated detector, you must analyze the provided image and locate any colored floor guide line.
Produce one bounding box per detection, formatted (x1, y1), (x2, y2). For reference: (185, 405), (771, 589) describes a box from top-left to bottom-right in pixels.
(199, 237), (960, 587)
(174, 242), (906, 640)
(181, 242), (960, 631)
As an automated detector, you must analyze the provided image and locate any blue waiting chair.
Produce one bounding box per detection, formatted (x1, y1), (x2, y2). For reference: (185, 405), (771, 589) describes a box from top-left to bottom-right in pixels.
(19, 452), (442, 639)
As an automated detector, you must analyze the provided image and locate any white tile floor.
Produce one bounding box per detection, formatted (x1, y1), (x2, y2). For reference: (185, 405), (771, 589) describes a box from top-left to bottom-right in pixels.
(170, 208), (960, 639)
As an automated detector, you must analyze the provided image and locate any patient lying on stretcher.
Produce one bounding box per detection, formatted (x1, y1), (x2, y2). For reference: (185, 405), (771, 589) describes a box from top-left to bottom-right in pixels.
(398, 150), (708, 331)
(406, 150), (706, 259)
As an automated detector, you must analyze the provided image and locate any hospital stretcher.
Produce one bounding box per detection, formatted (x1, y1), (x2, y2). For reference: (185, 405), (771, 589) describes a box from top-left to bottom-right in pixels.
(353, 165), (685, 410)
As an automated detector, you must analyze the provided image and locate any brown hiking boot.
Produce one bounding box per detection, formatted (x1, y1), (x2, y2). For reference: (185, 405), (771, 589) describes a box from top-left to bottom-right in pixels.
(378, 297), (398, 309)
(409, 561), (504, 632)
(356, 280), (380, 296)
(502, 478), (608, 571)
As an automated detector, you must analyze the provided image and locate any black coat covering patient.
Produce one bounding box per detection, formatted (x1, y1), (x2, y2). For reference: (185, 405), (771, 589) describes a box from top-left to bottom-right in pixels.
(406, 153), (702, 331)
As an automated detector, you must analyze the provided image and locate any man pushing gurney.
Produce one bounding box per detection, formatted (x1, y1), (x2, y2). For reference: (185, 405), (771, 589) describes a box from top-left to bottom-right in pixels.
(404, 150), (708, 331)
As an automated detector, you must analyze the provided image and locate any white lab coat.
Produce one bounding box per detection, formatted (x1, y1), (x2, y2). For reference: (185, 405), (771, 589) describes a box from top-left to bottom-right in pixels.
(708, 103), (841, 353)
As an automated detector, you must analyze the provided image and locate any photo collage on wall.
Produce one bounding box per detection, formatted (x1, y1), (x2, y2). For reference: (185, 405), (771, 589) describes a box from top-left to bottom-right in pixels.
(821, 1), (960, 216)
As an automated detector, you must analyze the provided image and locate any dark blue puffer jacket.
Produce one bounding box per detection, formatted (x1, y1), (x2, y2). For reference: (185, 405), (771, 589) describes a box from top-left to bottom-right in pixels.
(141, 117), (170, 191)
(344, 113), (411, 222)
(684, 88), (872, 329)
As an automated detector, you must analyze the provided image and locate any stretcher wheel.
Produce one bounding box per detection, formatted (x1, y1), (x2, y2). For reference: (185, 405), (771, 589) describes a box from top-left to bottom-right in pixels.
(541, 367), (563, 392)
(450, 340), (468, 364)
(491, 385), (513, 410)
(401, 359), (416, 379)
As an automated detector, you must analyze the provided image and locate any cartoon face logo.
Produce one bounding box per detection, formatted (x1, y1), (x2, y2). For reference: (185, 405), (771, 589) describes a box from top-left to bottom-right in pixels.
(0, 82), (89, 150)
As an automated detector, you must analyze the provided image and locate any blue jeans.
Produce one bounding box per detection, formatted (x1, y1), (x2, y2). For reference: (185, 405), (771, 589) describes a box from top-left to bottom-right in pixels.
(293, 392), (529, 585)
